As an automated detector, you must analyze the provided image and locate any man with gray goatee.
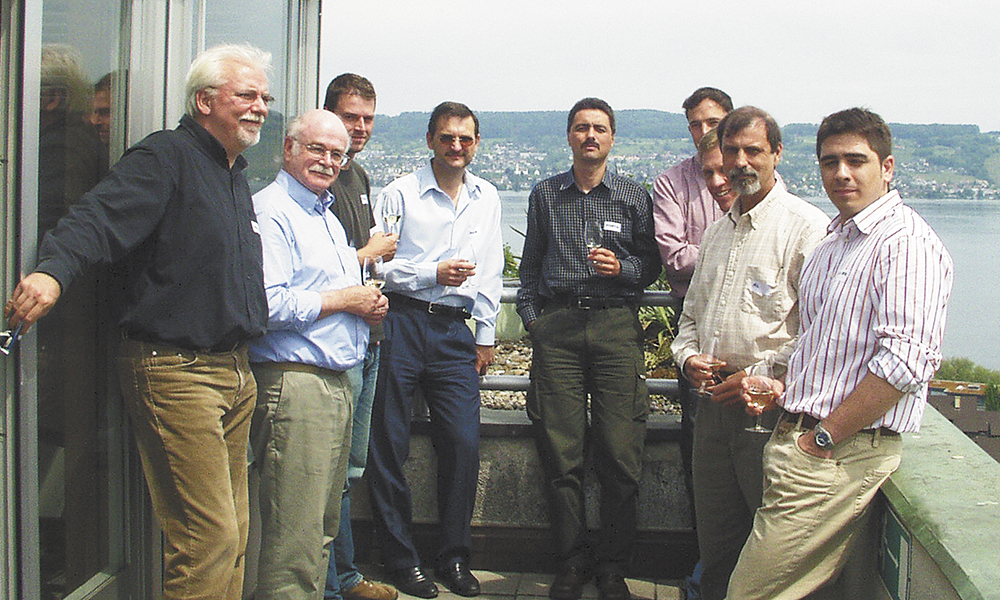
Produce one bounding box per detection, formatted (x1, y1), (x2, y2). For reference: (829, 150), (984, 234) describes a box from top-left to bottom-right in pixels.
(672, 106), (827, 600)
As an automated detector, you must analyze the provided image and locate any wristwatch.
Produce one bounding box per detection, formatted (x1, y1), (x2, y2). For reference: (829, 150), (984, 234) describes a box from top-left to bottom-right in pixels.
(813, 422), (835, 450)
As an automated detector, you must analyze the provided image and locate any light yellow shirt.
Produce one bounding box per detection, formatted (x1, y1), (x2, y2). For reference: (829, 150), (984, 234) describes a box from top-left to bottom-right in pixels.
(671, 182), (829, 377)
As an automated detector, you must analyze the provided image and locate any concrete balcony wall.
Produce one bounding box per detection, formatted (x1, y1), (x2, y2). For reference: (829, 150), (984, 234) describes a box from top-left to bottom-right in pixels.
(878, 405), (1000, 599)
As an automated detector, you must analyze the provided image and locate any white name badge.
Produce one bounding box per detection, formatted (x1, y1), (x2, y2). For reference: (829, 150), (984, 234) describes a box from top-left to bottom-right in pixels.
(603, 221), (622, 233)
(361, 194), (369, 205)
(750, 280), (775, 296)
(251, 220), (260, 235)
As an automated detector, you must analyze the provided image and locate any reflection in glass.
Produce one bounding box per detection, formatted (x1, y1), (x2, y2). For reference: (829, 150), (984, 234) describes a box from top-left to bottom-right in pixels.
(37, 0), (122, 594)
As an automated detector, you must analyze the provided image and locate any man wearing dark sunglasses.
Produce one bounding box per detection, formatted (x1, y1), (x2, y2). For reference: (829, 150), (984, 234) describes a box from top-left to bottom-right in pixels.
(367, 102), (503, 599)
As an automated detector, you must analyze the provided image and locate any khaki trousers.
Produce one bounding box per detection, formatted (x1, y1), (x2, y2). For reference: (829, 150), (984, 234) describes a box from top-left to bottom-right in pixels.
(119, 340), (256, 600)
(250, 363), (353, 600)
(725, 414), (901, 600)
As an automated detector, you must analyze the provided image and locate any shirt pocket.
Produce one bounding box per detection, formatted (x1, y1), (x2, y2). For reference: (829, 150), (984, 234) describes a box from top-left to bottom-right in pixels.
(741, 265), (791, 323)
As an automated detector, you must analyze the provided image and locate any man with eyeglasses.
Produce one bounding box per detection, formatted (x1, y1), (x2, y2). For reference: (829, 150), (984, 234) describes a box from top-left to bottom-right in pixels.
(322, 73), (399, 600)
(516, 98), (661, 600)
(366, 101), (503, 599)
(4, 44), (271, 600)
(248, 108), (388, 599)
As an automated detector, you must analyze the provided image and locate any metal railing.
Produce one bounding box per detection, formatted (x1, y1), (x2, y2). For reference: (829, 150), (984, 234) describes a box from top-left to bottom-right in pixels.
(480, 287), (683, 397)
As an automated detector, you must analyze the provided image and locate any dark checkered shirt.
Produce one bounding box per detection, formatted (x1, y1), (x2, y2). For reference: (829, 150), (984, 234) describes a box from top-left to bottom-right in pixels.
(516, 169), (661, 325)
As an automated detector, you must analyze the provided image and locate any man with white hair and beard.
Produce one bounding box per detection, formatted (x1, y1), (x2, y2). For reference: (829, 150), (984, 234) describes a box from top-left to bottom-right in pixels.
(250, 109), (388, 599)
(671, 106), (827, 600)
(5, 44), (273, 600)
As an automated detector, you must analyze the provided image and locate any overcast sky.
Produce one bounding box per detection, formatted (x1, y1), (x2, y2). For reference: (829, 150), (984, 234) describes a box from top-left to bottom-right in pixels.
(319, 0), (1000, 132)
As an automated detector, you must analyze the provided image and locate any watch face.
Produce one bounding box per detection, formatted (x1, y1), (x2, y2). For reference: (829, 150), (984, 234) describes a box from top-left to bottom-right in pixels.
(814, 427), (834, 449)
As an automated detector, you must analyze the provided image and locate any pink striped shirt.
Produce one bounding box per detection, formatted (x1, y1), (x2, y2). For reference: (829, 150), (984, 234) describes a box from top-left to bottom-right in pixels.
(780, 190), (953, 432)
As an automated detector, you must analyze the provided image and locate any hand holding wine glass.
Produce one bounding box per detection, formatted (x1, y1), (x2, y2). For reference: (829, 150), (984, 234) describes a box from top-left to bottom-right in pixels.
(363, 256), (385, 290)
(694, 337), (725, 399)
(743, 364), (781, 433)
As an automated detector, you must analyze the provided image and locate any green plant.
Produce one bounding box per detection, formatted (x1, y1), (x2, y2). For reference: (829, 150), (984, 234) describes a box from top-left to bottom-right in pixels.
(985, 383), (1000, 412)
(502, 243), (520, 278)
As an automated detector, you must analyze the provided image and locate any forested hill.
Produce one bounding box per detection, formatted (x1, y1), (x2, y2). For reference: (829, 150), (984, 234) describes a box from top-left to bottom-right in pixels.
(366, 110), (1000, 198)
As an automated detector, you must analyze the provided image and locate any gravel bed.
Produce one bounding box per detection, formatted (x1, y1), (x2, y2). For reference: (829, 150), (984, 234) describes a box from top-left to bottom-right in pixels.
(482, 339), (681, 416)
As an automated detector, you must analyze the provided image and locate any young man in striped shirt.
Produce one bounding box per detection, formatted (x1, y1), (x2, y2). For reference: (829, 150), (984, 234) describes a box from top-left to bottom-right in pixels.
(726, 108), (954, 599)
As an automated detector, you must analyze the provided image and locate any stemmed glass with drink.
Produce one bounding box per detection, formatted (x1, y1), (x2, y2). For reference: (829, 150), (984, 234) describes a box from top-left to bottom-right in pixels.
(744, 364), (777, 433)
(382, 195), (402, 234)
(363, 256), (385, 290)
(697, 337), (725, 398)
(585, 220), (603, 271)
(458, 242), (478, 290)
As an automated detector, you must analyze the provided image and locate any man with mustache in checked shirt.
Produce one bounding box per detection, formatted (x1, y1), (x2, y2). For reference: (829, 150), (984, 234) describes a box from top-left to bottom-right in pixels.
(726, 108), (953, 600)
(516, 97), (661, 600)
(671, 106), (828, 600)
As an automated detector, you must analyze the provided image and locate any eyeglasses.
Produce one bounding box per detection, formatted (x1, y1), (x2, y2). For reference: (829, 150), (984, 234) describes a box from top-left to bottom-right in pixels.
(213, 87), (275, 107)
(437, 134), (476, 148)
(298, 140), (350, 167)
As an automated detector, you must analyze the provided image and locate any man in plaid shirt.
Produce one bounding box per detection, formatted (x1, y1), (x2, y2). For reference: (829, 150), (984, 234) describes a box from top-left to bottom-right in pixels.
(516, 97), (661, 600)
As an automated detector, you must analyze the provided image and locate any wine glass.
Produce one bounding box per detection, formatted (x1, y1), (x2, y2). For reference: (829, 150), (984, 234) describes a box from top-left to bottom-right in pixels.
(363, 256), (385, 290)
(584, 220), (603, 254)
(696, 337), (724, 398)
(382, 195), (401, 234)
(744, 364), (776, 433)
(458, 242), (478, 290)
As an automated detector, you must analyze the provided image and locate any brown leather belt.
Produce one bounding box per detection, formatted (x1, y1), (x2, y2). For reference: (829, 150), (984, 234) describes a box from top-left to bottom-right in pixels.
(780, 409), (900, 437)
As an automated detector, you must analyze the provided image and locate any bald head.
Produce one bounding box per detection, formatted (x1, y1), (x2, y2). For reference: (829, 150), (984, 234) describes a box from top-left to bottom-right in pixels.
(283, 109), (350, 195)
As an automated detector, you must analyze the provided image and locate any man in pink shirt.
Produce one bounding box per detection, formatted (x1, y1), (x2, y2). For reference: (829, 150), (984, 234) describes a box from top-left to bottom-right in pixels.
(651, 87), (732, 530)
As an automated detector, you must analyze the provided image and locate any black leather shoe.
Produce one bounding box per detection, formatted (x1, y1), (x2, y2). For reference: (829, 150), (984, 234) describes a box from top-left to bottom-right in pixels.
(390, 566), (438, 599)
(595, 572), (631, 600)
(435, 561), (481, 597)
(549, 565), (591, 600)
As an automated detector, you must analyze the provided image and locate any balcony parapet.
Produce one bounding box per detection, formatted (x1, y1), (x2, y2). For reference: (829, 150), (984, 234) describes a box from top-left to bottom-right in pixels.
(881, 404), (1000, 599)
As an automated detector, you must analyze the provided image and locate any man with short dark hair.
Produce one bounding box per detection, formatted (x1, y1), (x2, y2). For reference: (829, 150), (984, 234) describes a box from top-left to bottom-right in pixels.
(651, 87), (732, 526)
(5, 43), (273, 600)
(726, 108), (953, 600)
(517, 97), (661, 600)
(250, 109), (387, 600)
(366, 101), (503, 599)
(671, 106), (828, 600)
(321, 73), (399, 600)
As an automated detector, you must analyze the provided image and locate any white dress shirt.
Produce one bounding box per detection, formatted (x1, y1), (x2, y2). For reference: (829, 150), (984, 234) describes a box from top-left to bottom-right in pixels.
(373, 164), (503, 346)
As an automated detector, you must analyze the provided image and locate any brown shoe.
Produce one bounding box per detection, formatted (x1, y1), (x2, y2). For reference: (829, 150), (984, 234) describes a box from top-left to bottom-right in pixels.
(343, 578), (399, 600)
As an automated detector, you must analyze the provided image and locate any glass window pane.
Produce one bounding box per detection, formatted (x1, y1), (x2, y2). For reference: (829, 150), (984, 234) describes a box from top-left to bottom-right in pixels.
(38, 0), (122, 597)
(200, 0), (289, 192)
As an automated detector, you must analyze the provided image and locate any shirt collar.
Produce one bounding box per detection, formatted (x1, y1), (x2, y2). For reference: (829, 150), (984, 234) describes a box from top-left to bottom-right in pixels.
(828, 189), (901, 235)
(416, 162), (483, 200)
(276, 169), (333, 214)
(178, 114), (248, 172)
(556, 167), (618, 194)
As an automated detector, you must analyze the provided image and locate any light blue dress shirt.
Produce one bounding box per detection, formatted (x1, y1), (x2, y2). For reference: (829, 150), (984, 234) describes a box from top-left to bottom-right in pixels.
(249, 169), (368, 371)
(372, 164), (503, 346)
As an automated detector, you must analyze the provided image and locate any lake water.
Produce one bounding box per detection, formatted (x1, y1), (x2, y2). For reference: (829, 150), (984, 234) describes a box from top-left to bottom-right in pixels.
(497, 191), (1000, 371)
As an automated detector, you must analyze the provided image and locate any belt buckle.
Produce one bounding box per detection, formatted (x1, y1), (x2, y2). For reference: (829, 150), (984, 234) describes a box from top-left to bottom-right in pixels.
(427, 302), (441, 315)
(573, 297), (591, 310)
